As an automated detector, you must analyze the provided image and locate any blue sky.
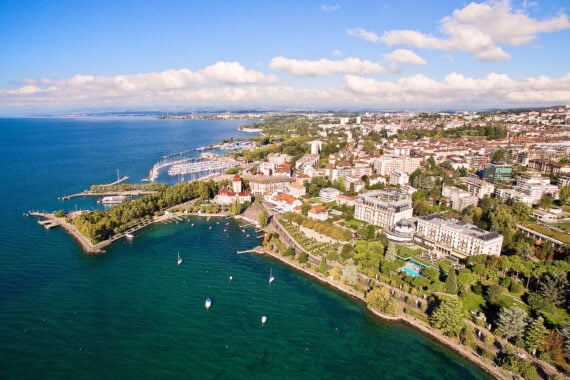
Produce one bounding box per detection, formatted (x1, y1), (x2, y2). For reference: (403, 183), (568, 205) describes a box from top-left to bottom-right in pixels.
(1, 0), (569, 114)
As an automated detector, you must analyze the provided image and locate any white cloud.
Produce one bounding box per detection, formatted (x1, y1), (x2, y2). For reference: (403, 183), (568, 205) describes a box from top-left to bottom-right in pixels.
(354, 0), (570, 61)
(343, 71), (570, 106)
(346, 28), (380, 43)
(269, 56), (386, 76)
(198, 61), (278, 84)
(332, 49), (343, 56)
(321, 4), (340, 12)
(2, 64), (570, 111)
(384, 49), (427, 65)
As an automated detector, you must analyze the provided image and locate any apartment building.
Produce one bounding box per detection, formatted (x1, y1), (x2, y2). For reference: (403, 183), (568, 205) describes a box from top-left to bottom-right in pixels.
(460, 177), (495, 199)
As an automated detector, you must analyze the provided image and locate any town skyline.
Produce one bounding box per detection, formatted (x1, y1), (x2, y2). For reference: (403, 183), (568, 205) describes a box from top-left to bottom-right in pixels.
(1, 0), (570, 114)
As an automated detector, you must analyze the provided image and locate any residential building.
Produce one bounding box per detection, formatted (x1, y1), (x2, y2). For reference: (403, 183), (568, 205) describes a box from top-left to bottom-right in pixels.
(389, 170), (409, 186)
(441, 185), (478, 211)
(344, 175), (365, 193)
(528, 159), (570, 176)
(308, 205), (328, 221)
(265, 192), (302, 214)
(354, 189), (413, 229)
(558, 176), (570, 187)
(336, 194), (356, 207)
(495, 188), (535, 206)
(373, 155), (423, 176)
(267, 153), (292, 165)
(461, 177), (495, 199)
(513, 171), (559, 204)
(414, 215), (503, 259)
(319, 187), (340, 202)
(245, 175), (295, 196)
(288, 181), (306, 198)
(483, 162), (513, 184)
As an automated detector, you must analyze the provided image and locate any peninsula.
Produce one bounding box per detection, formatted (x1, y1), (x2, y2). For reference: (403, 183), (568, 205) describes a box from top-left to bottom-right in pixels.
(32, 108), (570, 379)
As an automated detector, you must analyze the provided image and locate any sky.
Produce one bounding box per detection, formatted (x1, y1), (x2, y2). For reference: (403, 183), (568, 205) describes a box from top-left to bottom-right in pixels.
(1, 0), (569, 114)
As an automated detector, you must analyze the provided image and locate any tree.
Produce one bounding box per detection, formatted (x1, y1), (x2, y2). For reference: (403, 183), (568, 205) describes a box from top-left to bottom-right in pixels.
(362, 139), (376, 155)
(444, 268), (458, 294)
(525, 316), (548, 356)
(384, 242), (397, 262)
(298, 250), (308, 264)
(485, 284), (503, 306)
(496, 306), (528, 341)
(342, 259), (358, 285)
(538, 271), (568, 308)
(460, 323), (475, 346)
(559, 185), (570, 204)
(230, 199), (241, 215)
(491, 148), (506, 163)
(539, 195), (553, 210)
(319, 256), (327, 274)
(258, 208), (269, 228)
(336, 176), (346, 193)
(430, 297), (464, 337)
(365, 287), (396, 315)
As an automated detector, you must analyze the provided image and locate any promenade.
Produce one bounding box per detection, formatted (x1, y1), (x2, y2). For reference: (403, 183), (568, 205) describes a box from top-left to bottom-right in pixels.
(252, 206), (560, 380)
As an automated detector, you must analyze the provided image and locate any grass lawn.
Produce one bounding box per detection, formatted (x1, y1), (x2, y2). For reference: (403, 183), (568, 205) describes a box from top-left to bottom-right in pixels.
(344, 219), (365, 229)
(539, 307), (570, 326)
(461, 292), (486, 313)
(500, 294), (528, 311)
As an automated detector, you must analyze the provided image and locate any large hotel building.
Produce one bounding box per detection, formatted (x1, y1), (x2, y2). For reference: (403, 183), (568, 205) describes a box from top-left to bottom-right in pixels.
(414, 215), (503, 259)
(354, 189), (413, 230)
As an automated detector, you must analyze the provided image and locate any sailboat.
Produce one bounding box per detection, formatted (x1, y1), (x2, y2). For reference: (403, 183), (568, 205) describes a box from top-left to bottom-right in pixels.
(177, 252), (183, 266)
(268, 268), (275, 284)
(205, 297), (212, 310)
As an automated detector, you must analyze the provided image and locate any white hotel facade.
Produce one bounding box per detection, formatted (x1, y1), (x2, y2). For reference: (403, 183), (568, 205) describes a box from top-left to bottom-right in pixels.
(414, 215), (503, 259)
(354, 189), (413, 230)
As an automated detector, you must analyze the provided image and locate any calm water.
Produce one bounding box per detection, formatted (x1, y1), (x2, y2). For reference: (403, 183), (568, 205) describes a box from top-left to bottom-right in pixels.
(0, 117), (488, 379)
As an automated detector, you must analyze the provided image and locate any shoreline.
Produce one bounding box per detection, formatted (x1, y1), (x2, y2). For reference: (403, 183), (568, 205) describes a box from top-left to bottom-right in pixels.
(257, 247), (512, 380)
(29, 209), (542, 379)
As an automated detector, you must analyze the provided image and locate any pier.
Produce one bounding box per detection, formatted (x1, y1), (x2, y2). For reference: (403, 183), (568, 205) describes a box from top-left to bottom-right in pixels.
(236, 246), (266, 255)
(60, 189), (155, 201)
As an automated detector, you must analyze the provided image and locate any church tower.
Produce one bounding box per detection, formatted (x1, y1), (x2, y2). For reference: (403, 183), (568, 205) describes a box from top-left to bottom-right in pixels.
(232, 174), (242, 193)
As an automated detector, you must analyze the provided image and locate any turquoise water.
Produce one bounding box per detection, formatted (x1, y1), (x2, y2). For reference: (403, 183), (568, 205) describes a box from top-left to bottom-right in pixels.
(0, 117), (488, 379)
(400, 266), (422, 278)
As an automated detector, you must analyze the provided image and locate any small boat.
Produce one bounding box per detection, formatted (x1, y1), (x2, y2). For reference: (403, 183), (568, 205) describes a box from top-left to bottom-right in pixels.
(229, 276), (233, 282)
(125, 232), (134, 240)
(261, 316), (267, 325)
(269, 268), (275, 284)
(177, 252), (183, 266)
(205, 298), (212, 310)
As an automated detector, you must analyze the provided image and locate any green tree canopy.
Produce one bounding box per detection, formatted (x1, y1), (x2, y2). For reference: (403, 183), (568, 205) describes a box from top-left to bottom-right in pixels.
(430, 297), (465, 337)
(496, 306), (528, 341)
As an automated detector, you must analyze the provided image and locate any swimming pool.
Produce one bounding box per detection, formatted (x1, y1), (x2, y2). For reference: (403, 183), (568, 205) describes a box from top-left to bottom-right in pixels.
(400, 266), (422, 277)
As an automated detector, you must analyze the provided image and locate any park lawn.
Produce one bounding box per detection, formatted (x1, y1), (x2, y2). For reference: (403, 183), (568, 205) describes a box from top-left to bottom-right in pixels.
(395, 244), (423, 257)
(461, 292), (486, 313)
(500, 294), (528, 311)
(344, 219), (365, 229)
(539, 307), (570, 326)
